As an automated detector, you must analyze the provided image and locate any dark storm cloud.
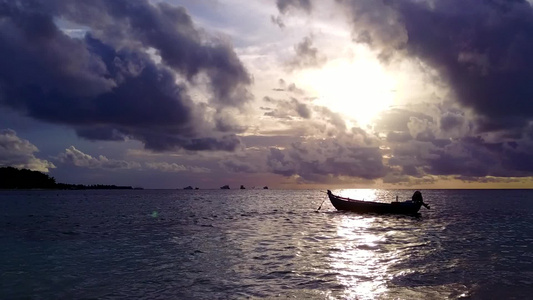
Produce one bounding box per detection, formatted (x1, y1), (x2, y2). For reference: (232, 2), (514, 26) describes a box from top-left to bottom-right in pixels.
(51, 0), (252, 107)
(375, 104), (533, 180)
(440, 111), (466, 132)
(134, 133), (242, 152)
(267, 132), (387, 182)
(501, 143), (533, 175)
(76, 127), (126, 142)
(421, 135), (533, 179)
(337, 0), (533, 130)
(387, 121), (533, 179)
(335, 0), (407, 62)
(0, 0), (252, 151)
(423, 144), (494, 178)
(287, 35), (327, 70)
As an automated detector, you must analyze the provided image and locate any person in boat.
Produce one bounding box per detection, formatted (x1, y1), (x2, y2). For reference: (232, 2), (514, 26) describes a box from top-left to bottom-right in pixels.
(411, 191), (430, 209)
(412, 191), (423, 204)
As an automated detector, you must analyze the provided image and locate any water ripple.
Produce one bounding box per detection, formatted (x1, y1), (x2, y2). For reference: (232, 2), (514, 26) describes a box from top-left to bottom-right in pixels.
(2, 189), (533, 299)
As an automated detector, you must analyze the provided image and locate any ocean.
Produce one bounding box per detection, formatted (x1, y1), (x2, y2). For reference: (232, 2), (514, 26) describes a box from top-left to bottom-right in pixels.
(1, 189), (533, 299)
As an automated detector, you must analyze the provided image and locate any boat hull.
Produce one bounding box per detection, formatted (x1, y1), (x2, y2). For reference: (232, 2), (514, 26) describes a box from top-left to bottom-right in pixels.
(328, 193), (422, 215)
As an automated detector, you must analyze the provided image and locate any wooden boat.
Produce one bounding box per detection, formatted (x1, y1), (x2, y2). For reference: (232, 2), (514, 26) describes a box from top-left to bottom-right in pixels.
(327, 190), (430, 215)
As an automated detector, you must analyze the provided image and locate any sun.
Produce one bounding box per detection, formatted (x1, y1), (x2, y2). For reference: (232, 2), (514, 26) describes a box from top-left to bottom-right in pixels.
(297, 57), (396, 127)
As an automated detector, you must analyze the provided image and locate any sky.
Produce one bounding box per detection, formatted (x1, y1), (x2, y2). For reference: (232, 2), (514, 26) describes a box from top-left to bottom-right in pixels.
(2, 0), (533, 189)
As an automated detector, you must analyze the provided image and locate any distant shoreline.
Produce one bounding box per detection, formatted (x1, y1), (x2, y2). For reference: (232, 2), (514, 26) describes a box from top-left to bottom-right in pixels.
(0, 166), (140, 190)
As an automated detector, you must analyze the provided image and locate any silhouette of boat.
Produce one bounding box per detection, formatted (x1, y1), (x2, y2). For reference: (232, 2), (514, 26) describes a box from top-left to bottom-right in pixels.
(326, 190), (429, 214)
(220, 185), (230, 189)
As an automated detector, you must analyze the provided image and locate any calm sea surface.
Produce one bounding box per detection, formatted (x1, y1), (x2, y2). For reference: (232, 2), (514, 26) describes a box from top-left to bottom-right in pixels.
(1, 189), (533, 299)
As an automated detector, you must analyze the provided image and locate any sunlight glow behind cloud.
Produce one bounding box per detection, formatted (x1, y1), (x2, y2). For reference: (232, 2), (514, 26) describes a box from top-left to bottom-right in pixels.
(297, 53), (396, 127)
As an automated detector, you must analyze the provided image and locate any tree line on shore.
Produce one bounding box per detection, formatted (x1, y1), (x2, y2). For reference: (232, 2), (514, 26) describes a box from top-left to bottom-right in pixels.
(0, 166), (133, 190)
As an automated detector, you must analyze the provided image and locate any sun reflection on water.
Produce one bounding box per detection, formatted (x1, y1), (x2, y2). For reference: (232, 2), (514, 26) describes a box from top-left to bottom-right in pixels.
(328, 213), (402, 300)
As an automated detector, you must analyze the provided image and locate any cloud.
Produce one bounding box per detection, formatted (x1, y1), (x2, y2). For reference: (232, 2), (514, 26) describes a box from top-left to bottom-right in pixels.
(280, 0), (533, 143)
(263, 96), (311, 119)
(0, 129), (55, 172)
(336, 0), (533, 132)
(286, 83), (305, 95)
(266, 132), (387, 182)
(259, 103), (347, 141)
(375, 103), (472, 143)
(270, 15), (285, 29)
(271, 0), (313, 31)
(335, 0), (407, 61)
(440, 111), (465, 132)
(386, 131), (412, 144)
(313, 106), (347, 132)
(213, 109), (248, 133)
(423, 138), (496, 178)
(0, 0), (251, 151)
(386, 124), (533, 180)
(273, 79), (305, 95)
(375, 108), (431, 132)
(235, 102), (385, 182)
(287, 35), (327, 70)
(57, 146), (141, 170)
(57, 146), (212, 173)
(145, 162), (209, 173)
(277, 0), (312, 14)
(220, 158), (261, 173)
(372, 102), (533, 181)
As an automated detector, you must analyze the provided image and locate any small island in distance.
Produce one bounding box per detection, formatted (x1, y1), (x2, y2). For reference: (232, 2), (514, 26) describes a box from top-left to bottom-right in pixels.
(182, 186), (199, 190)
(0, 166), (138, 190)
(218, 185), (269, 190)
